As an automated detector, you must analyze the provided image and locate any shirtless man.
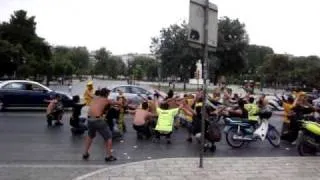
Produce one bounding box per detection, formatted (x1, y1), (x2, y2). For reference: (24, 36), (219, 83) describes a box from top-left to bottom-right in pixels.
(82, 88), (119, 162)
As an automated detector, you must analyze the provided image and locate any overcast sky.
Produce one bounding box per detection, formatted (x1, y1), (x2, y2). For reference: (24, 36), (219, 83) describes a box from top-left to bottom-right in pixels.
(0, 0), (319, 56)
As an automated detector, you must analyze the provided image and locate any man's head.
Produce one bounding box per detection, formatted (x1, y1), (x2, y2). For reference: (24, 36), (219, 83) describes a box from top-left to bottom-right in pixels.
(238, 99), (245, 108)
(87, 81), (93, 90)
(248, 97), (255, 103)
(99, 88), (110, 97)
(167, 89), (174, 99)
(160, 102), (169, 110)
(141, 101), (149, 110)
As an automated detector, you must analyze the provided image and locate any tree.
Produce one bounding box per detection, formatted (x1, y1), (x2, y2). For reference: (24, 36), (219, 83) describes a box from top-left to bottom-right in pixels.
(260, 54), (291, 87)
(93, 48), (111, 78)
(214, 17), (249, 83)
(247, 44), (274, 72)
(0, 10), (51, 81)
(69, 47), (89, 76)
(150, 22), (200, 90)
(130, 56), (159, 81)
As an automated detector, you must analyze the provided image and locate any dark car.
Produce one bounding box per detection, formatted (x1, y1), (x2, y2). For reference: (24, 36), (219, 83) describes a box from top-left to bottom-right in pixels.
(0, 80), (73, 110)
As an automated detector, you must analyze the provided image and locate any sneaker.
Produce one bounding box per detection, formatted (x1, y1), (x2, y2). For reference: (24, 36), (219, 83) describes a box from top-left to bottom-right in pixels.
(55, 121), (64, 126)
(167, 139), (172, 144)
(105, 156), (117, 162)
(291, 140), (297, 145)
(186, 137), (192, 143)
(152, 138), (160, 143)
(82, 153), (90, 160)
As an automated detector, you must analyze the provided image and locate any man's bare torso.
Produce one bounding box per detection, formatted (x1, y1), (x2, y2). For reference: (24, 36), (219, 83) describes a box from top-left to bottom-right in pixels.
(88, 97), (109, 117)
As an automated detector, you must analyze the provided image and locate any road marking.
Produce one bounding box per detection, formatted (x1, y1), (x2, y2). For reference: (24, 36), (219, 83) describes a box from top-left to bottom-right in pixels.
(0, 164), (107, 168)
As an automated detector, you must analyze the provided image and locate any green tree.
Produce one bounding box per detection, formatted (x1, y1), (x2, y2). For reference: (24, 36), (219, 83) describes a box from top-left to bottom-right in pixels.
(94, 48), (111, 79)
(150, 22), (200, 90)
(130, 56), (159, 81)
(0, 10), (51, 81)
(69, 47), (89, 76)
(214, 17), (249, 83)
(260, 54), (291, 87)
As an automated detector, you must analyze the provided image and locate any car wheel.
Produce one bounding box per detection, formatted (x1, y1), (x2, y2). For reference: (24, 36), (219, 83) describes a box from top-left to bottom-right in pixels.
(0, 99), (5, 111)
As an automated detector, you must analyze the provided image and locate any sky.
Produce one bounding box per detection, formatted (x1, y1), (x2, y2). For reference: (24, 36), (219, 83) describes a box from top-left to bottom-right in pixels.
(0, 0), (319, 56)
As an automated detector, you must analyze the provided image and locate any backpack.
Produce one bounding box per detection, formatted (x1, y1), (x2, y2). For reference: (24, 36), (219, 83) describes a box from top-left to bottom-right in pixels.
(206, 121), (221, 142)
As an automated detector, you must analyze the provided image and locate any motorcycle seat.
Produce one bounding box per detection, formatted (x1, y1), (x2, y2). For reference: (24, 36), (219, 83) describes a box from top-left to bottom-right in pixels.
(305, 121), (320, 136)
(225, 117), (252, 127)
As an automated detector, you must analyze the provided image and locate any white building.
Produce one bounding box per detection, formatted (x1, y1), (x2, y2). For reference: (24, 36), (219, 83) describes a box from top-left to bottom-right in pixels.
(118, 53), (156, 65)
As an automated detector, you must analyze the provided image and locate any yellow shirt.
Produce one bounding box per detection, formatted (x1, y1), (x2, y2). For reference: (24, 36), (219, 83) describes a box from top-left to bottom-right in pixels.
(84, 88), (94, 105)
(155, 108), (179, 132)
(283, 102), (294, 123)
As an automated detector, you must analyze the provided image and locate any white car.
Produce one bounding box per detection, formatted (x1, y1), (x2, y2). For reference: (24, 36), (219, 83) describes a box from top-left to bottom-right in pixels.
(108, 85), (166, 105)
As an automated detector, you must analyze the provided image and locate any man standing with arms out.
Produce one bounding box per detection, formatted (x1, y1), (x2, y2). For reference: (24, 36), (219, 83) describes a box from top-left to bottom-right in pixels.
(82, 88), (118, 162)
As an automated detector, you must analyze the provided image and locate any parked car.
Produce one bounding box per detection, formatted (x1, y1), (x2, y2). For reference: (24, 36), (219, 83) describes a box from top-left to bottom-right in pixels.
(0, 80), (73, 110)
(108, 85), (166, 106)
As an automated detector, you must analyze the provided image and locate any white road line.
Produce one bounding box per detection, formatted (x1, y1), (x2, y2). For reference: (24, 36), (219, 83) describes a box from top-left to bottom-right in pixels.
(0, 164), (107, 168)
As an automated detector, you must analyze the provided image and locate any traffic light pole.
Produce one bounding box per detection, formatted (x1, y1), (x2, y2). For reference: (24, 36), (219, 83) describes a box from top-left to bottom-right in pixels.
(199, 0), (209, 168)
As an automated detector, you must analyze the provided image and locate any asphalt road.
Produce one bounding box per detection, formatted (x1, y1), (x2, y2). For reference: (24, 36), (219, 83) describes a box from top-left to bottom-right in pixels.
(0, 110), (297, 180)
(0, 81), (294, 180)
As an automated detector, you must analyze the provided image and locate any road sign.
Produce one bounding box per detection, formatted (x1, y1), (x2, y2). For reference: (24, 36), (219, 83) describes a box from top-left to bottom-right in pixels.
(188, 0), (218, 48)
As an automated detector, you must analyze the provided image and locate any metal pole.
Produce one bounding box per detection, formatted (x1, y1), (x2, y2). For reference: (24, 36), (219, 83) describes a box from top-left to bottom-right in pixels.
(199, 0), (209, 168)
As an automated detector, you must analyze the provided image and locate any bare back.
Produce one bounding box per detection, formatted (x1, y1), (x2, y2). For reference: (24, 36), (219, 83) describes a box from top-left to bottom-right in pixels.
(88, 97), (109, 117)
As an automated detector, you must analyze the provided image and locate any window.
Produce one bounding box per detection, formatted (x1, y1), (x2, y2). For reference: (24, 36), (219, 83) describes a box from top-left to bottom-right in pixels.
(3, 82), (25, 90)
(29, 83), (45, 91)
(112, 86), (129, 93)
(131, 87), (148, 95)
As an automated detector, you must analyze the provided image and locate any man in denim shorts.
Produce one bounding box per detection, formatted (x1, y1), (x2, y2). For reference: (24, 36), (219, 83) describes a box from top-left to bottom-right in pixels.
(82, 88), (120, 162)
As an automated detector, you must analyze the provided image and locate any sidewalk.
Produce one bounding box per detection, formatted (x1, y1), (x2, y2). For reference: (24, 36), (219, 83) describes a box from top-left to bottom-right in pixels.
(74, 157), (320, 180)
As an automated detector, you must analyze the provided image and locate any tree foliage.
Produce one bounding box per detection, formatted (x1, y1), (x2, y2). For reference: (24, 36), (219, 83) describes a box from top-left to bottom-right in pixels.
(150, 22), (200, 83)
(214, 17), (249, 77)
(130, 56), (159, 81)
(0, 10), (51, 78)
(259, 54), (320, 88)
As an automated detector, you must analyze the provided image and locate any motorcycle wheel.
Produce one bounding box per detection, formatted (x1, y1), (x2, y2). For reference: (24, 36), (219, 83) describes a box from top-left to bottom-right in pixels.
(226, 127), (245, 148)
(267, 126), (281, 147)
(297, 138), (317, 156)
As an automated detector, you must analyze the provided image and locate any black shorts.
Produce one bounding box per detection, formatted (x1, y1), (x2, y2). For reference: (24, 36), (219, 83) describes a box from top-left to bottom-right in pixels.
(87, 119), (112, 141)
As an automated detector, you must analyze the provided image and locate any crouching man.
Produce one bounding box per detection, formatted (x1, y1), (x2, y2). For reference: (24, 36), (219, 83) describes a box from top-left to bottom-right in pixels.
(129, 101), (155, 139)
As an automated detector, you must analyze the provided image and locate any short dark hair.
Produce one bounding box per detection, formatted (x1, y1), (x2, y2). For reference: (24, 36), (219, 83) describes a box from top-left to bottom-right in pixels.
(142, 101), (149, 110)
(238, 99), (245, 108)
(100, 88), (110, 97)
(167, 89), (174, 98)
(249, 97), (255, 103)
(95, 90), (100, 96)
(160, 102), (169, 110)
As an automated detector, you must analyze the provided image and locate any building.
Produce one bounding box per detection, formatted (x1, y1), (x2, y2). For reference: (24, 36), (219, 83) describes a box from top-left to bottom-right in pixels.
(118, 53), (156, 65)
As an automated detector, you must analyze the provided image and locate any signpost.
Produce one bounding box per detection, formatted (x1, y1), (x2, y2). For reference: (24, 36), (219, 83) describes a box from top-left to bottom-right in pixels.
(188, 0), (218, 168)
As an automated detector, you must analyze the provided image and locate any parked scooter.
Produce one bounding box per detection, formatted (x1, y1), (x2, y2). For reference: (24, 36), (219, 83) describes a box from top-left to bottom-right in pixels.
(297, 120), (320, 156)
(266, 94), (284, 111)
(224, 111), (281, 148)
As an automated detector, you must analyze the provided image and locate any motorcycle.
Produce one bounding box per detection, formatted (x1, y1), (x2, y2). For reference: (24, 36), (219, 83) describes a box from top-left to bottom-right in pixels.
(297, 120), (320, 156)
(266, 94), (284, 111)
(224, 111), (281, 148)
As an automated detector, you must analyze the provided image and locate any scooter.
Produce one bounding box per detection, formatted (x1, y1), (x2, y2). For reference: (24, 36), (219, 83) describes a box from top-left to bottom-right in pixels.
(224, 111), (281, 148)
(266, 94), (284, 111)
(297, 120), (320, 156)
